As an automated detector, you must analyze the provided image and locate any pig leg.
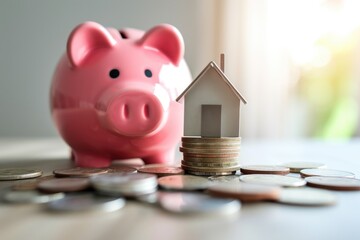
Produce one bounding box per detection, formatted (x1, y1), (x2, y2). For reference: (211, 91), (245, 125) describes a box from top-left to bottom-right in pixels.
(73, 151), (111, 168)
(142, 150), (175, 164)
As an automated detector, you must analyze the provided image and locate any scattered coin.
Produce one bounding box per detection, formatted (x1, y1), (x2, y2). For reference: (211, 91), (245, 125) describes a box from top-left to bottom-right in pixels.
(239, 174), (306, 187)
(53, 167), (108, 178)
(138, 165), (184, 177)
(158, 192), (241, 215)
(182, 137), (241, 143)
(107, 165), (137, 174)
(2, 190), (64, 204)
(300, 169), (355, 178)
(91, 173), (157, 196)
(46, 193), (125, 212)
(305, 176), (360, 191)
(37, 178), (90, 193)
(240, 165), (290, 175)
(0, 168), (42, 181)
(135, 191), (163, 204)
(158, 175), (210, 191)
(12, 175), (55, 191)
(208, 175), (240, 183)
(277, 188), (336, 206)
(207, 182), (281, 202)
(111, 159), (145, 169)
(280, 161), (326, 173)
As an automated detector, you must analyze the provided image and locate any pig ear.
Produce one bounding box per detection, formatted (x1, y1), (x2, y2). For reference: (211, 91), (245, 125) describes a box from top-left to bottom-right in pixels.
(138, 24), (184, 66)
(67, 22), (117, 68)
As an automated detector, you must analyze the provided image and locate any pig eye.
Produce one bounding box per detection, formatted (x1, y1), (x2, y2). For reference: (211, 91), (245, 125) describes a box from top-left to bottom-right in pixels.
(144, 69), (152, 78)
(109, 69), (120, 79)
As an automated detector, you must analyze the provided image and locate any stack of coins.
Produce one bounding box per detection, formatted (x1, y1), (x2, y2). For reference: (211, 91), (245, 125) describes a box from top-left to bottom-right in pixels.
(180, 136), (241, 176)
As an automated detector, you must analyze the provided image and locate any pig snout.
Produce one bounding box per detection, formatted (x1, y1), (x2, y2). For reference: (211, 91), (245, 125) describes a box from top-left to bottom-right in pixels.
(105, 89), (166, 137)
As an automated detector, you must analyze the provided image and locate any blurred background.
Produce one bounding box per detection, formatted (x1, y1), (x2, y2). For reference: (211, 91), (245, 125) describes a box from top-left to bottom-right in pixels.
(1, 0), (360, 140)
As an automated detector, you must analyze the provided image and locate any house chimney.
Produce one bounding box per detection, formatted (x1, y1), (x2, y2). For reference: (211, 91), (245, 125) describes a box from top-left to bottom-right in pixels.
(220, 53), (225, 72)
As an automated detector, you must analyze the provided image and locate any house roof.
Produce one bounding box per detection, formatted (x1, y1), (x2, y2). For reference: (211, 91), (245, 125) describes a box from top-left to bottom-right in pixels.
(176, 61), (247, 104)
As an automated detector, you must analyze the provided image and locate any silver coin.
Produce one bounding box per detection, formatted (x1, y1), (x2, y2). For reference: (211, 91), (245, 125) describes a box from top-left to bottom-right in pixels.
(46, 193), (125, 212)
(239, 174), (306, 187)
(158, 175), (210, 191)
(300, 169), (355, 178)
(96, 186), (158, 197)
(91, 173), (157, 186)
(135, 191), (166, 204)
(280, 161), (326, 173)
(208, 175), (240, 183)
(111, 159), (145, 169)
(91, 173), (157, 196)
(2, 190), (64, 204)
(182, 142), (241, 149)
(277, 188), (336, 206)
(240, 165), (290, 175)
(182, 136), (241, 143)
(0, 168), (42, 180)
(305, 176), (360, 190)
(158, 192), (241, 215)
(107, 165), (137, 174)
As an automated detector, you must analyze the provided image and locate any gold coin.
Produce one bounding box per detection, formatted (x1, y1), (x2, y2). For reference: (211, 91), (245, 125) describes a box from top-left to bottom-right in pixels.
(0, 168), (42, 181)
(183, 156), (240, 163)
(183, 153), (240, 158)
(138, 165), (184, 177)
(182, 136), (241, 143)
(185, 170), (236, 176)
(106, 165), (137, 174)
(182, 160), (240, 168)
(207, 182), (281, 202)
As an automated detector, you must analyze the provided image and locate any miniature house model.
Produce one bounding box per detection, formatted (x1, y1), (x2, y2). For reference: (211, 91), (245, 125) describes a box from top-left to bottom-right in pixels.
(176, 57), (247, 138)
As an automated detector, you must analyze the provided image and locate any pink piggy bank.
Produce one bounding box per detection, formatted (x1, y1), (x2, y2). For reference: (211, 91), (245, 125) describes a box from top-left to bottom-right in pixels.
(51, 21), (191, 168)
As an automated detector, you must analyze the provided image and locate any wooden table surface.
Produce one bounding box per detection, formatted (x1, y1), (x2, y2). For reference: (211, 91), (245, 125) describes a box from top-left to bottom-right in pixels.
(1, 138), (360, 240)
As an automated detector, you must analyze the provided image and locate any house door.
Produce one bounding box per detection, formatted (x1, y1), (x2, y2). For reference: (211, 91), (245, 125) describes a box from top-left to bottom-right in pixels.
(201, 105), (222, 137)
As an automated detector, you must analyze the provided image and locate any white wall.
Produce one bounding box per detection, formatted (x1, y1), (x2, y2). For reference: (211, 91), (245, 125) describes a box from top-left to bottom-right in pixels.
(0, 0), (207, 137)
